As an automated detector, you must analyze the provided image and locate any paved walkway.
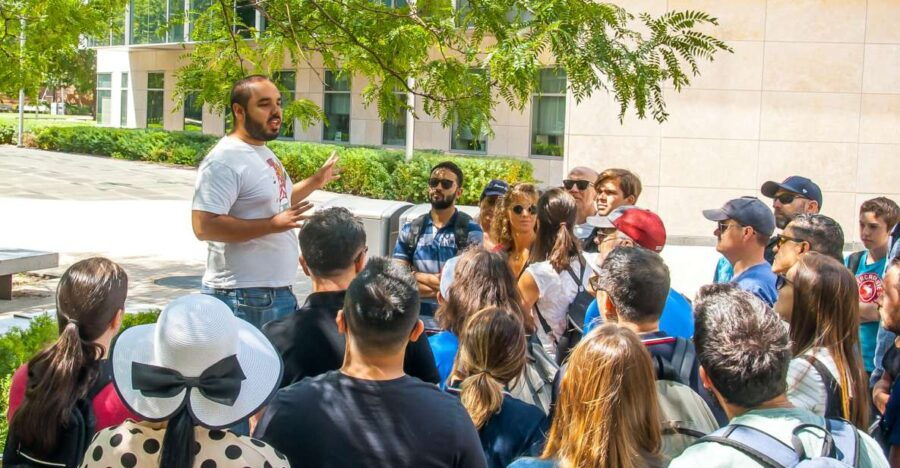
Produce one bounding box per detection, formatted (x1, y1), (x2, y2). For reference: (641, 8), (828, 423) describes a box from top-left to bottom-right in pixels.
(0, 146), (311, 316)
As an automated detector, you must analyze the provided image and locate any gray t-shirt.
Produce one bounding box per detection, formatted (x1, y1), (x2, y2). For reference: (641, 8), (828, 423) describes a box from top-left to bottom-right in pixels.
(192, 136), (298, 289)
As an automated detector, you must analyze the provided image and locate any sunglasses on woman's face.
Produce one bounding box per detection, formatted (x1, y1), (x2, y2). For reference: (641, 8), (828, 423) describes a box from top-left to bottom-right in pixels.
(511, 204), (537, 215)
(428, 178), (455, 190)
(563, 179), (591, 191)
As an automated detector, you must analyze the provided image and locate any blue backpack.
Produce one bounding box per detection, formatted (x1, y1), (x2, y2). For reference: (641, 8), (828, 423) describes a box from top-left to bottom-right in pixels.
(697, 418), (859, 467)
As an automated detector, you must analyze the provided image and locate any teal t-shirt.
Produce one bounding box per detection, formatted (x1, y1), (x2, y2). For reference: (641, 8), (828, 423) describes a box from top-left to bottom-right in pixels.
(846, 251), (887, 373)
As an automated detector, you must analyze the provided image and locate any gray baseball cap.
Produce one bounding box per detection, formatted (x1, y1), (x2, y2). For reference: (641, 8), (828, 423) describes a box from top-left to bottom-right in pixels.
(702, 196), (776, 238)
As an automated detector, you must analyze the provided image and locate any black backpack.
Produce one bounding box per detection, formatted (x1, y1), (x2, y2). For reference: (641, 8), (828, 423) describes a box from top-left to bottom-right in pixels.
(2, 361), (112, 468)
(401, 210), (474, 259)
(534, 255), (593, 364)
(803, 355), (844, 421)
(846, 251), (865, 275)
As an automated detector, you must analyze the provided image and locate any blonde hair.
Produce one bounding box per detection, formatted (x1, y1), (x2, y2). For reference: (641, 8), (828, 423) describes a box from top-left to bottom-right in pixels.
(453, 307), (527, 428)
(490, 183), (539, 250)
(542, 324), (662, 468)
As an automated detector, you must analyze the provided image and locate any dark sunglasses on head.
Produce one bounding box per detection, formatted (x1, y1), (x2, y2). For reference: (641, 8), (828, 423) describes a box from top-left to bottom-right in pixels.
(775, 193), (808, 205)
(512, 204), (537, 215)
(428, 178), (455, 190)
(775, 274), (792, 291)
(563, 179), (591, 191)
(776, 234), (805, 248)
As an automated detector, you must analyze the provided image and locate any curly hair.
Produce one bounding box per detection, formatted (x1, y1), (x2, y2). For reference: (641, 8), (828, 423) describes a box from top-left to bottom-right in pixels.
(490, 183), (539, 251)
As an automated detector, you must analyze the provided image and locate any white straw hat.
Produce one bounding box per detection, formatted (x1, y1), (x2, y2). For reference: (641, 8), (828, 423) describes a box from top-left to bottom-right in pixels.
(110, 294), (283, 429)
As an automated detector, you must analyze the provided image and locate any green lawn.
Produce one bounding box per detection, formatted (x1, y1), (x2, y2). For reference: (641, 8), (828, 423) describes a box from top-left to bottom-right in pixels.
(0, 113), (96, 131)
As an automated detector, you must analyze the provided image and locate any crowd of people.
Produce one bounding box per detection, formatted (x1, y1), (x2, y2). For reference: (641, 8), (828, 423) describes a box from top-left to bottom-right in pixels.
(5, 75), (900, 468)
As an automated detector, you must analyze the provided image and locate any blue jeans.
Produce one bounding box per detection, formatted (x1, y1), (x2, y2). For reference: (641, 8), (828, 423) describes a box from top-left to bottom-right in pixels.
(201, 286), (297, 329)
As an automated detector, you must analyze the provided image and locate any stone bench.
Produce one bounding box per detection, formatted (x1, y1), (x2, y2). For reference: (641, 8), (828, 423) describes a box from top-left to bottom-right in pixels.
(0, 248), (59, 300)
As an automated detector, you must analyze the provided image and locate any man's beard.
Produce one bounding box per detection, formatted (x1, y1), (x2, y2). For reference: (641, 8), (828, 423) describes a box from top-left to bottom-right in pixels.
(245, 113), (280, 142)
(431, 193), (456, 210)
(775, 213), (790, 230)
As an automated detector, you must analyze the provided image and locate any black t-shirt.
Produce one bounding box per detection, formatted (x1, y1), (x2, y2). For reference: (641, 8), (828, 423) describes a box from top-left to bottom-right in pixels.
(262, 290), (440, 387)
(255, 371), (487, 468)
(883, 343), (900, 380)
(446, 385), (549, 468)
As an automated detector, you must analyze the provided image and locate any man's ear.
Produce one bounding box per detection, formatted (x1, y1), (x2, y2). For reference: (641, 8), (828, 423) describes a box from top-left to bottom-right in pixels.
(336, 309), (347, 334)
(355, 250), (366, 273)
(436, 291), (445, 305)
(300, 256), (311, 277)
(409, 319), (425, 342)
(600, 292), (618, 322)
(699, 365), (714, 391)
(625, 195), (637, 205)
(806, 200), (820, 214)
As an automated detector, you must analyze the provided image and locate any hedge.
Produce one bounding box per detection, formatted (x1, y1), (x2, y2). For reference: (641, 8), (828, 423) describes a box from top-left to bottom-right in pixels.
(28, 126), (536, 205)
(0, 310), (160, 453)
(0, 124), (13, 145)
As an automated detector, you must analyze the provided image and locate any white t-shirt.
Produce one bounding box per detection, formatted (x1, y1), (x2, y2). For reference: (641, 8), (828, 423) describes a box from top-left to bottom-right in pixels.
(526, 253), (596, 356)
(786, 347), (842, 417)
(192, 136), (298, 289)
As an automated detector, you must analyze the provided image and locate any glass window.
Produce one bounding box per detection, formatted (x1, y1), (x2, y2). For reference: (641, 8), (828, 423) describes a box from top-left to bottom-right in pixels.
(530, 68), (566, 157)
(96, 73), (113, 125)
(168, 0), (185, 42)
(323, 70), (351, 142)
(273, 70), (296, 138)
(130, 0), (167, 44)
(189, 0), (213, 40)
(184, 92), (203, 132)
(451, 68), (488, 152)
(235, 0), (256, 38)
(147, 72), (165, 129)
(382, 0), (407, 7)
(382, 89), (406, 146)
(120, 73), (129, 127)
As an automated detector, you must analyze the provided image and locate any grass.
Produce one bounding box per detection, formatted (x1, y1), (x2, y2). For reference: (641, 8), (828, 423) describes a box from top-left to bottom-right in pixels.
(0, 112), (96, 131)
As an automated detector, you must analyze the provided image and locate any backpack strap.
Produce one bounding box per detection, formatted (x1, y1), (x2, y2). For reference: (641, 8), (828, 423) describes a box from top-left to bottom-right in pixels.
(405, 214), (429, 260)
(452, 210), (473, 252)
(804, 355), (843, 419)
(824, 418), (860, 467)
(534, 303), (553, 337)
(670, 337), (696, 386)
(699, 424), (799, 468)
(847, 251), (865, 275)
(563, 255), (586, 292)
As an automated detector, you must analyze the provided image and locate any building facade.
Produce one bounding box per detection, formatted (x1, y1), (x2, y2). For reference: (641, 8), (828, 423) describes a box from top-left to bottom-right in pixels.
(93, 0), (900, 241)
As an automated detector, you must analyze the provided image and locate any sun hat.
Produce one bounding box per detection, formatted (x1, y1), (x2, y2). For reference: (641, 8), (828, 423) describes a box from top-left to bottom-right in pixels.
(110, 294), (283, 429)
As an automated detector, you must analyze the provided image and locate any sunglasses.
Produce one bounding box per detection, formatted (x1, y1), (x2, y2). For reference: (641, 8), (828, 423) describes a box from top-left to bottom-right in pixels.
(776, 234), (805, 248)
(716, 221), (743, 233)
(563, 179), (591, 191)
(511, 204), (537, 215)
(428, 178), (455, 190)
(775, 274), (792, 291)
(775, 193), (808, 205)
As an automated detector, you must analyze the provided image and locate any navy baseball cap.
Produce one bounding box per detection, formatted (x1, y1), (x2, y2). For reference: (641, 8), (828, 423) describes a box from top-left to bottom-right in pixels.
(702, 196), (776, 238)
(480, 179), (509, 201)
(760, 176), (823, 207)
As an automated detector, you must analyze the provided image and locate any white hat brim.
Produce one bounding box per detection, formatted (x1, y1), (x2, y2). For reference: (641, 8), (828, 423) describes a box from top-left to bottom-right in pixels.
(110, 319), (283, 429)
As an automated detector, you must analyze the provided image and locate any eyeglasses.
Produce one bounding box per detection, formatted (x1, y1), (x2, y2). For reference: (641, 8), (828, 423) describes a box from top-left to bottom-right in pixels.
(354, 245), (369, 262)
(775, 193), (808, 205)
(511, 204), (537, 215)
(775, 274), (793, 291)
(428, 178), (455, 190)
(589, 274), (603, 292)
(776, 234), (805, 248)
(593, 227), (617, 244)
(563, 179), (591, 191)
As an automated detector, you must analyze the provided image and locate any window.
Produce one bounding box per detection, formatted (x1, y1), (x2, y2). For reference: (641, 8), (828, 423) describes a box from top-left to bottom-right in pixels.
(168, 0), (185, 42)
(382, 86), (406, 146)
(96, 73), (113, 125)
(120, 73), (129, 127)
(273, 70), (296, 138)
(130, 0), (167, 44)
(530, 68), (566, 157)
(382, 0), (407, 7)
(323, 70), (351, 142)
(184, 92), (203, 132)
(189, 0), (213, 40)
(451, 68), (488, 152)
(235, 0), (256, 38)
(147, 72), (165, 129)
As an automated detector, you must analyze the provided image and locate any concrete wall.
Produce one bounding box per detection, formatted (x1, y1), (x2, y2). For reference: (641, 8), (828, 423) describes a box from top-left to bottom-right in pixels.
(95, 0), (900, 241)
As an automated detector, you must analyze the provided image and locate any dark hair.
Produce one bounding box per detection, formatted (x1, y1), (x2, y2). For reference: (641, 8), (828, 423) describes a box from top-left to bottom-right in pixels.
(10, 257), (127, 456)
(693, 283), (790, 408)
(789, 252), (868, 427)
(160, 407), (195, 468)
(437, 248), (534, 335)
(431, 161), (465, 188)
(860, 197), (900, 232)
(299, 207), (366, 277)
(593, 247), (670, 324)
(596, 168), (643, 201)
(529, 188), (581, 272)
(788, 213), (844, 263)
(343, 257), (420, 352)
(453, 307), (527, 428)
(230, 74), (271, 119)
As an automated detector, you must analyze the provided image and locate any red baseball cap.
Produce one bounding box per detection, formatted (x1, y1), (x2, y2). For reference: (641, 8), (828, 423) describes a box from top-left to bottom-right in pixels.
(586, 206), (667, 252)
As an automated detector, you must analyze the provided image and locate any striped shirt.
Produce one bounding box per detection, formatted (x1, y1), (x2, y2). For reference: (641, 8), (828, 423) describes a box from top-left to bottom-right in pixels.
(392, 210), (483, 275)
(786, 348), (841, 417)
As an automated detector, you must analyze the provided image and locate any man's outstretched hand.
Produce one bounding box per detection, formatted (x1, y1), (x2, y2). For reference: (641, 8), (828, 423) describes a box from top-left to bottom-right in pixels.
(314, 151), (341, 188)
(271, 200), (313, 232)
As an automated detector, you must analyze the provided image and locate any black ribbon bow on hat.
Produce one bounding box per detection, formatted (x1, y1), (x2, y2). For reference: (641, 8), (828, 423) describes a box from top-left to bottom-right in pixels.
(132, 355), (247, 407)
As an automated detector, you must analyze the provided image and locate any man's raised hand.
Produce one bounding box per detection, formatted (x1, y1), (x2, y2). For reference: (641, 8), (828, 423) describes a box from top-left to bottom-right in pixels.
(271, 200), (313, 232)
(314, 151), (341, 188)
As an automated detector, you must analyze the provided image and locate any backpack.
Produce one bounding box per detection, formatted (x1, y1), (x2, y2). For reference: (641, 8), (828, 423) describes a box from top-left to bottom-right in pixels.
(803, 355), (844, 420)
(507, 334), (559, 415)
(846, 251), (865, 276)
(534, 255), (593, 365)
(2, 362), (111, 468)
(697, 418), (860, 467)
(651, 337), (720, 462)
(402, 210), (475, 259)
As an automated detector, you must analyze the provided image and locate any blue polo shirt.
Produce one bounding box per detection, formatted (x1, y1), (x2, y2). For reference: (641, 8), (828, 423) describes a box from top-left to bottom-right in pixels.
(733, 261), (778, 307)
(392, 210), (483, 275)
(583, 288), (694, 339)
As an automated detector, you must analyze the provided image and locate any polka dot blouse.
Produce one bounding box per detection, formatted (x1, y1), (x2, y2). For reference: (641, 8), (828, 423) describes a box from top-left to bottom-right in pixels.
(81, 419), (289, 468)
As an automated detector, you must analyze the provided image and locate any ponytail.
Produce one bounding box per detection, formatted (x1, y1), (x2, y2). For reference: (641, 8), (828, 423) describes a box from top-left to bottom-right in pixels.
(460, 371), (505, 429)
(548, 222), (580, 273)
(160, 407), (196, 468)
(10, 321), (103, 456)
